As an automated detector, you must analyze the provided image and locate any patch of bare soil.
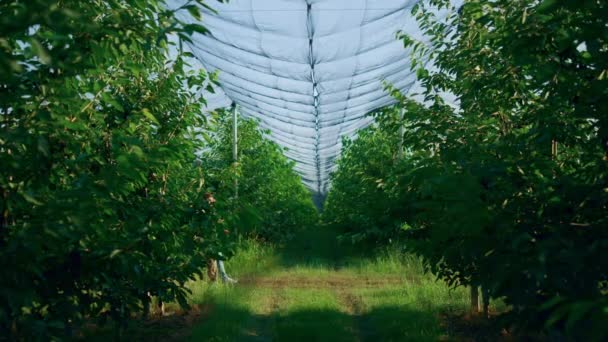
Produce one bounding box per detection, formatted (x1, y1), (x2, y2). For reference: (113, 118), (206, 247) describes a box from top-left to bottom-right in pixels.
(238, 275), (409, 289)
(77, 303), (214, 341)
(335, 290), (380, 342)
(338, 292), (365, 316)
(140, 303), (214, 341)
(241, 289), (284, 342)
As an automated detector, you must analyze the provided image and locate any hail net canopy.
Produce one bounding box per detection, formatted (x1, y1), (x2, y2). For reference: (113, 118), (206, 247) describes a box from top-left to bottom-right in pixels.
(170, 0), (457, 194)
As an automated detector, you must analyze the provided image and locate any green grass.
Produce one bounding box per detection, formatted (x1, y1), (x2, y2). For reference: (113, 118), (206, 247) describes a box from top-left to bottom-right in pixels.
(183, 228), (480, 341)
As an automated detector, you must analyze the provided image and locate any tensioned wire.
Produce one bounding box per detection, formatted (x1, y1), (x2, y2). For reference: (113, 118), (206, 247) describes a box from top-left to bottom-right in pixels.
(205, 8), (410, 12)
(305, 0), (323, 193)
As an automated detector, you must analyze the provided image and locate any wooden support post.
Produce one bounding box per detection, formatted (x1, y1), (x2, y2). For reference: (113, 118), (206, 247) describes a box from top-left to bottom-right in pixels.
(551, 139), (558, 159)
(207, 259), (218, 282)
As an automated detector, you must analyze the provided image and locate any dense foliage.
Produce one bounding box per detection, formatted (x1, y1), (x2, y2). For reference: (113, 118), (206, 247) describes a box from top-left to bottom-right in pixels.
(323, 108), (405, 245)
(0, 0), (227, 338)
(201, 112), (318, 242)
(324, 0), (607, 339)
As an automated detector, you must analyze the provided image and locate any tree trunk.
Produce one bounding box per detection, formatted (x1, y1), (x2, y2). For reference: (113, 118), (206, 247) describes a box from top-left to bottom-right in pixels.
(470, 286), (479, 314)
(207, 259), (218, 282)
(481, 286), (490, 318)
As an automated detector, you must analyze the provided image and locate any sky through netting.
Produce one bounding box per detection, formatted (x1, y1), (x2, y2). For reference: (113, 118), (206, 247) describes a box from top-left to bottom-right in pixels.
(170, 0), (459, 194)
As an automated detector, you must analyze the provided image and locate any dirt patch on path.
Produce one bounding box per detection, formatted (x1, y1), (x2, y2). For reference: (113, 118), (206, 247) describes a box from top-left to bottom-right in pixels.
(239, 275), (410, 289)
(335, 291), (370, 342)
(241, 287), (286, 341)
(141, 304), (214, 341)
(339, 292), (365, 315)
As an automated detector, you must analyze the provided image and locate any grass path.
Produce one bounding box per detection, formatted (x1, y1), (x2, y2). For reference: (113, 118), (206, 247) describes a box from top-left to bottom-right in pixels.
(181, 229), (473, 341)
(81, 229), (509, 341)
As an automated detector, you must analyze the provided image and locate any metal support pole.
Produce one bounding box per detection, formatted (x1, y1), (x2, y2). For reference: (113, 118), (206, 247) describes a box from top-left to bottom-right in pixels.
(397, 107), (405, 159)
(232, 103), (238, 199)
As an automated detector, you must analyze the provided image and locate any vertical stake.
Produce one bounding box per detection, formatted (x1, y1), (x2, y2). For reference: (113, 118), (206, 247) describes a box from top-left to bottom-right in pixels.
(397, 107), (405, 159)
(551, 139), (558, 159)
(232, 103), (238, 200)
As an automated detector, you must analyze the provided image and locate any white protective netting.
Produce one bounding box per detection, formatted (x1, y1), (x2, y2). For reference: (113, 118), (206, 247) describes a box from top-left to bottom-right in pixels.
(170, 0), (459, 194)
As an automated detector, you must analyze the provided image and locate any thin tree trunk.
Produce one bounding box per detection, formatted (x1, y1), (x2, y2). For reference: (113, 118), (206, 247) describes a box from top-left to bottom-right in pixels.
(207, 259), (218, 282)
(470, 286), (479, 314)
(481, 286), (490, 318)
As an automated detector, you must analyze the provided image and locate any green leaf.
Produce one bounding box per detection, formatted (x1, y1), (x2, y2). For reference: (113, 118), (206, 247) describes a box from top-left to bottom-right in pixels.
(537, 0), (559, 13)
(141, 108), (159, 124)
(22, 191), (43, 206)
(30, 38), (51, 64)
(183, 24), (210, 36)
(185, 5), (201, 20)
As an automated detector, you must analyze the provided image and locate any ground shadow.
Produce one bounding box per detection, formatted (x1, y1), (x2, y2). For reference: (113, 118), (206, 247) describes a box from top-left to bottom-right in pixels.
(188, 301), (445, 342)
(80, 302), (511, 341)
